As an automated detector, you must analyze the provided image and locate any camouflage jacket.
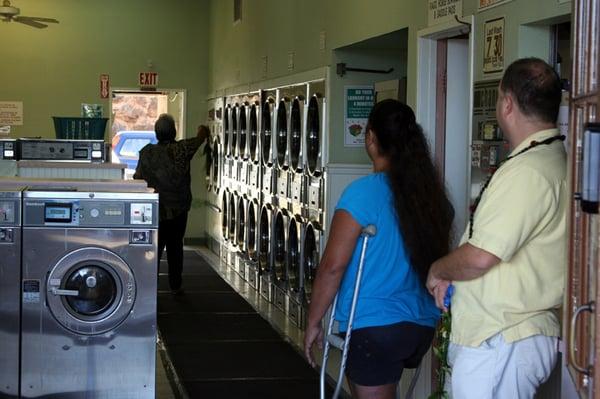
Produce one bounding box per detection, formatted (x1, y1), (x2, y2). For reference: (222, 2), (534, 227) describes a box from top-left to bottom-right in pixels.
(134, 137), (203, 220)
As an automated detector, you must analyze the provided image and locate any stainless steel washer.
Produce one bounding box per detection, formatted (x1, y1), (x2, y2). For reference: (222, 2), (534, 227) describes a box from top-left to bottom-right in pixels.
(0, 187), (22, 398)
(20, 188), (158, 399)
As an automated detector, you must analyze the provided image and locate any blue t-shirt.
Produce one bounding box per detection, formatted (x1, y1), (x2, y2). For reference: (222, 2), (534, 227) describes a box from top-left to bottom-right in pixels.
(334, 173), (440, 331)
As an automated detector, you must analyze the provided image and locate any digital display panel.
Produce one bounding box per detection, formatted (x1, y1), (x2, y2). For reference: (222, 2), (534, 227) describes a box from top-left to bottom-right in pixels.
(74, 149), (88, 158)
(44, 203), (72, 223)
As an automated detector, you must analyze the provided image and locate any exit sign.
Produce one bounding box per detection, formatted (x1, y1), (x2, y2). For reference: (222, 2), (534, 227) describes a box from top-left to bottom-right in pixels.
(139, 72), (158, 90)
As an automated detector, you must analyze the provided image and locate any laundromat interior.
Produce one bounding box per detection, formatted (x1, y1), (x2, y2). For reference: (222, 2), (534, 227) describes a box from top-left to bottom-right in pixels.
(1, 0), (600, 398)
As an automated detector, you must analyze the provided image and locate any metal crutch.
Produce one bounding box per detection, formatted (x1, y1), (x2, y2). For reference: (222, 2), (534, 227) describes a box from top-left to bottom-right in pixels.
(320, 224), (377, 399)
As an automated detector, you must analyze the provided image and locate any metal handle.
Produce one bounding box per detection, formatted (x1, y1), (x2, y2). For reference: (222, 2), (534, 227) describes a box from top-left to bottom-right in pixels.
(51, 288), (79, 297)
(569, 301), (595, 375)
(361, 224), (376, 237)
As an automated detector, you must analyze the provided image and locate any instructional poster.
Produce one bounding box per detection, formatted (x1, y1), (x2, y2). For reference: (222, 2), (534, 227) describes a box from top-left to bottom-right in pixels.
(483, 17), (505, 73)
(0, 101), (23, 126)
(344, 86), (374, 147)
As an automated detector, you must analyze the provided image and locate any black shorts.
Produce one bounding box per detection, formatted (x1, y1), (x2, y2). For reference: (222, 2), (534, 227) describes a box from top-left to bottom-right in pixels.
(342, 321), (435, 386)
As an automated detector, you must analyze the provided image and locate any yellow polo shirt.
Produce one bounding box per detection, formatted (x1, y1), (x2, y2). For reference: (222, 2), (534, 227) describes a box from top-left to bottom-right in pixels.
(451, 128), (567, 347)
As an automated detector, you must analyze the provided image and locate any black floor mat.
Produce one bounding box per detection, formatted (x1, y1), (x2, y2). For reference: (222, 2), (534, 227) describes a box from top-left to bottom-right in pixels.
(185, 379), (328, 399)
(158, 313), (282, 344)
(158, 250), (330, 398)
(158, 274), (233, 292)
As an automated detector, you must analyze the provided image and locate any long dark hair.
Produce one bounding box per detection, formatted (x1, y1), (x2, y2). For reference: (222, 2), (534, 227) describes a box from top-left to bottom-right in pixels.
(368, 99), (453, 285)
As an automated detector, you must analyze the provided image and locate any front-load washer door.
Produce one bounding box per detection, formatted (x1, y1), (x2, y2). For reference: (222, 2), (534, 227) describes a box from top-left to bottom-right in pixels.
(289, 98), (303, 172)
(287, 218), (300, 293)
(46, 247), (135, 335)
(276, 100), (288, 169)
(261, 100), (273, 167)
(306, 95), (321, 176)
(273, 211), (287, 284)
(224, 105), (231, 157)
(249, 104), (259, 163)
(247, 201), (257, 261)
(303, 223), (319, 302)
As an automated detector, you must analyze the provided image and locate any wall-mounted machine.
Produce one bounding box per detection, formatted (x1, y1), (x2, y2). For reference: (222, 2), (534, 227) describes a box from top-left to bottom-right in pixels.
(0, 187), (22, 398)
(17, 138), (105, 162)
(259, 203), (276, 302)
(301, 219), (325, 329)
(245, 197), (260, 290)
(272, 208), (290, 312)
(287, 214), (304, 326)
(20, 187), (158, 399)
(261, 92), (277, 200)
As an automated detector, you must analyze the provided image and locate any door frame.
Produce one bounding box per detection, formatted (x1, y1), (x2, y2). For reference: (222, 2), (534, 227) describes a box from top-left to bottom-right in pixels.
(415, 16), (475, 396)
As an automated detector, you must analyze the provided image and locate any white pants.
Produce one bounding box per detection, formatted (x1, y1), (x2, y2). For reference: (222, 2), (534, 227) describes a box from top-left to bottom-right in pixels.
(447, 334), (558, 399)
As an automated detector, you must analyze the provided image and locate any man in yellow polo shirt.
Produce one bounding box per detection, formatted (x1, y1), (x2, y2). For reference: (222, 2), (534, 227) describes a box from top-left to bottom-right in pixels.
(427, 57), (567, 398)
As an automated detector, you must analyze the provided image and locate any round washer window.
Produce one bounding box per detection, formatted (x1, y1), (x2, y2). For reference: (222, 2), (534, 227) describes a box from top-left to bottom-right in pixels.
(64, 265), (117, 317)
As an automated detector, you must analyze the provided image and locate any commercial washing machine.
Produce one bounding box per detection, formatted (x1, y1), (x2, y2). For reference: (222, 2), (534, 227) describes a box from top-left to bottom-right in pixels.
(248, 101), (261, 198)
(20, 187), (158, 399)
(0, 187), (23, 398)
(301, 219), (325, 329)
(258, 202), (276, 302)
(234, 194), (248, 279)
(220, 189), (230, 265)
(261, 93), (277, 201)
(275, 95), (291, 208)
(287, 214), (304, 326)
(272, 208), (290, 312)
(244, 197), (260, 290)
(226, 190), (238, 269)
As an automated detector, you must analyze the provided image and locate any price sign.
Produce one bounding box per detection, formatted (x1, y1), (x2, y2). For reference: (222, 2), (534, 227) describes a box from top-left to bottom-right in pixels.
(483, 17), (504, 74)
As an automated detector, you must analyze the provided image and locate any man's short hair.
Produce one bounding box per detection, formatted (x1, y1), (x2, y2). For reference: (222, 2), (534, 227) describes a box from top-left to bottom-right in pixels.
(500, 58), (562, 124)
(155, 114), (176, 142)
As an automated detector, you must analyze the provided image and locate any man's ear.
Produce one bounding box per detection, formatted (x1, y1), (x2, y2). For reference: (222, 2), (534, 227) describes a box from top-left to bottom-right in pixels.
(503, 92), (515, 117)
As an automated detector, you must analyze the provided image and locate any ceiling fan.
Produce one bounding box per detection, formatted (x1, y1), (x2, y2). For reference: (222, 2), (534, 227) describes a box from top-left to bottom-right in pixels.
(0, 0), (58, 29)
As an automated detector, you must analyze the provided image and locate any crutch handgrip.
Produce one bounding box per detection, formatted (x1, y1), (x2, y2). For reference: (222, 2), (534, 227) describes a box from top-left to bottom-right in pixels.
(361, 224), (377, 237)
(326, 334), (345, 350)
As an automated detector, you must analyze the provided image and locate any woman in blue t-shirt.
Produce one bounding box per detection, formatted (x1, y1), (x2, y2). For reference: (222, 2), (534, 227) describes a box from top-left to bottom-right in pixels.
(304, 100), (453, 398)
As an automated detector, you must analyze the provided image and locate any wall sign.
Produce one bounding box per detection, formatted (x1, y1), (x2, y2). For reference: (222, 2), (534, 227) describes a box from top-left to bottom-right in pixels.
(483, 17), (505, 74)
(344, 86), (374, 147)
(0, 101), (23, 126)
(139, 72), (159, 90)
(478, 0), (513, 10)
(428, 0), (463, 26)
(100, 74), (110, 99)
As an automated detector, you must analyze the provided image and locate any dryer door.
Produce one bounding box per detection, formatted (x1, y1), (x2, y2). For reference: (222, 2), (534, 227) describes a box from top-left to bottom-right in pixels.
(306, 95), (322, 176)
(46, 247), (135, 335)
(302, 223), (319, 302)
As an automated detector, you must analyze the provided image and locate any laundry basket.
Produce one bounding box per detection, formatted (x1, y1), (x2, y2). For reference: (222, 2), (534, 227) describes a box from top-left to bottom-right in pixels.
(52, 117), (108, 140)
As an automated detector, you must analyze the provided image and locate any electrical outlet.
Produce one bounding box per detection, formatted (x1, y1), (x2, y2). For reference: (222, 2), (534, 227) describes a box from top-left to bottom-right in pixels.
(288, 52), (295, 71)
(319, 31), (326, 51)
(261, 55), (268, 78)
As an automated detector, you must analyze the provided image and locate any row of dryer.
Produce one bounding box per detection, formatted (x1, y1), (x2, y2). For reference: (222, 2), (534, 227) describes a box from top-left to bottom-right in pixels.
(205, 80), (328, 328)
(0, 178), (158, 399)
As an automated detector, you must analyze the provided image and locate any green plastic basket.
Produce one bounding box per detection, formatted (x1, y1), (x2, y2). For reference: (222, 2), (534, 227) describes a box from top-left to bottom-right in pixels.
(52, 117), (108, 140)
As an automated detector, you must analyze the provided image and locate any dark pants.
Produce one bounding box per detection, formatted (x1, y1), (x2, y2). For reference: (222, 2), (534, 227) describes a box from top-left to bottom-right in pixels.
(158, 211), (188, 291)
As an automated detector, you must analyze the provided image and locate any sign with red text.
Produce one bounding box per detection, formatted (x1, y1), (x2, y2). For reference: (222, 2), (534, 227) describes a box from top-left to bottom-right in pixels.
(100, 74), (110, 99)
(139, 72), (158, 90)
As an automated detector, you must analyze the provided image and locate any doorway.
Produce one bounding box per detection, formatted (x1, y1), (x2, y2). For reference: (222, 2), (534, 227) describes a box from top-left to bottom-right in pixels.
(109, 89), (186, 177)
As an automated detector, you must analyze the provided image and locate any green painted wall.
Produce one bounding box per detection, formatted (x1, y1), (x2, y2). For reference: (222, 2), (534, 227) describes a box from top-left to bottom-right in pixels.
(462, 0), (571, 82)
(1, 0), (210, 238)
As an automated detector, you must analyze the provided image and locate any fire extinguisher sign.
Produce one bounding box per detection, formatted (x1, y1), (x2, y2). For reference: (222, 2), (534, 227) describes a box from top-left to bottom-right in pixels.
(483, 17), (505, 74)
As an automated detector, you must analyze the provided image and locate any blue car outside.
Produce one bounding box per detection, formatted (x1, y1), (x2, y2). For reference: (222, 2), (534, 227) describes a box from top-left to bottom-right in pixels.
(111, 130), (157, 172)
